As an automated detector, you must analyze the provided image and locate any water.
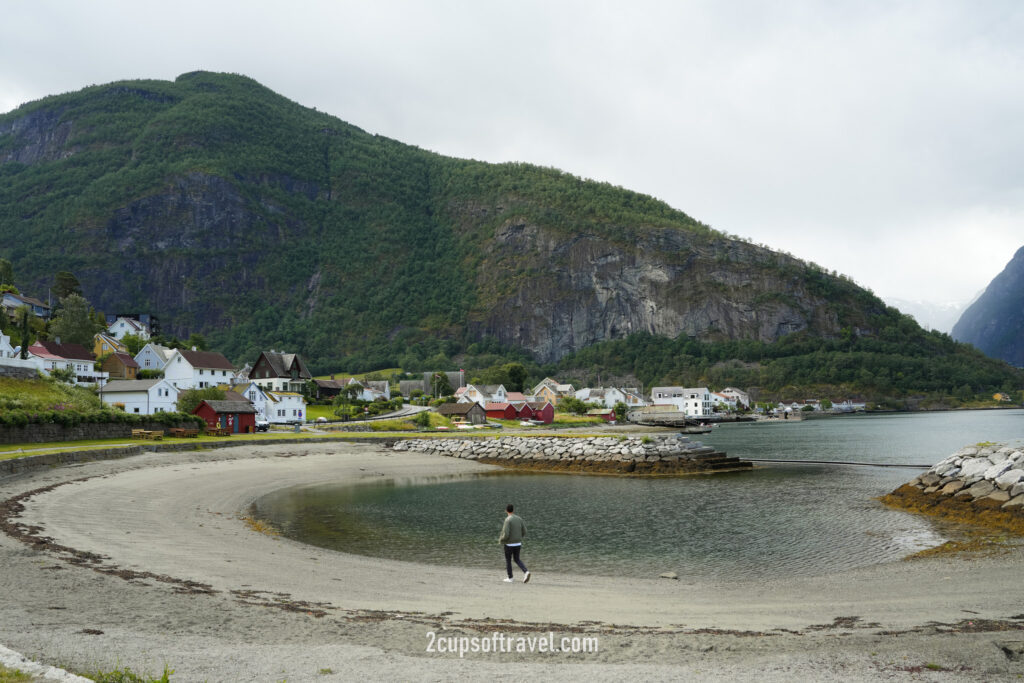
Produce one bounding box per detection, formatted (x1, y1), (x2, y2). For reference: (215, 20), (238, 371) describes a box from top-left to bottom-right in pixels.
(252, 410), (1024, 579)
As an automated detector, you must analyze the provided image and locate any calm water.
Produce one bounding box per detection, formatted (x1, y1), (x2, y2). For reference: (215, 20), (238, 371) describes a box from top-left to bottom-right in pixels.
(252, 410), (1024, 579)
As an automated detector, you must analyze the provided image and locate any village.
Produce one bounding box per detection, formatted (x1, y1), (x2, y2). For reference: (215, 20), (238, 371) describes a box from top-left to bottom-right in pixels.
(0, 300), (868, 434)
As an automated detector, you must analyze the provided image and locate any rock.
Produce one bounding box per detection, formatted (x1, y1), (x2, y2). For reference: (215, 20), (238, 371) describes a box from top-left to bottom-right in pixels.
(995, 469), (1024, 490)
(958, 458), (993, 479)
(940, 480), (966, 495)
(659, 572), (679, 580)
(985, 490), (1011, 503)
(1011, 482), (1024, 498)
(920, 473), (942, 486)
(984, 460), (1016, 480)
(967, 481), (996, 499)
(989, 451), (1010, 464)
(924, 485), (940, 494)
(1001, 495), (1024, 510)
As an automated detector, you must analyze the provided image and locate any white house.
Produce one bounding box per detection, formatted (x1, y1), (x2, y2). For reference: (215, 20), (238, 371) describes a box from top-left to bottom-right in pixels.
(163, 348), (236, 390)
(0, 333), (41, 374)
(27, 341), (107, 386)
(719, 387), (751, 409)
(711, 392), (737, 411)
(574, 386), (647, 409)
(134, 343), (175, 372)
(100, 379), (179, 414)
(266, 390), (306, 424)
(457, 384), (507, 406)
(236, 381), (272, 421)
(107, 316), (151, 341)
(649, 386), (713, 417)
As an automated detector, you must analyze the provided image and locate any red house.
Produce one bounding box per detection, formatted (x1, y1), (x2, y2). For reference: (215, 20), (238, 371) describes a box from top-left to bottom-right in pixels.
(514, 402), (534, 420)
(485, 402), (518, 420)
(587, 408), (616, 422)
(193, 400), (258, 434)
(527, 401), (555, 424)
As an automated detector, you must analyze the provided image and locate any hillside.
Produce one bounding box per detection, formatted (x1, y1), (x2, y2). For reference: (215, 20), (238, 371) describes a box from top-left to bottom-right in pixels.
(1, 71), (1022, 399)
(953, 245), (1024, 367)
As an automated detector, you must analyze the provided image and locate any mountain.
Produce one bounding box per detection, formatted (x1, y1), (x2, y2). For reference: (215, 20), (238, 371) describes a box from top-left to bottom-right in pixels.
(952, 246), (1024, 367)
(884, 297), (970, 335)
(0, 71), (1021, 398)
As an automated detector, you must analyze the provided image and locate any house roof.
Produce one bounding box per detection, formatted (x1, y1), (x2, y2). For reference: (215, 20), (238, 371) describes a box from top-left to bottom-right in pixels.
(3, 293), (50, 309)
(527, 401), (552, 410)
(101, 379), (170, 393)
(222, 390), (249, 403)
(29, 341), (94, 361)
(485, 402), (512, 411)
(197, 400), (258, 414)
(252, 351), (312, 379)
(437, 402), (482, 416)
(179, 349), (235, 370)
(314, 378), (347, 389)
(111, 352), (139, 369)
(505, 392), (528, 401)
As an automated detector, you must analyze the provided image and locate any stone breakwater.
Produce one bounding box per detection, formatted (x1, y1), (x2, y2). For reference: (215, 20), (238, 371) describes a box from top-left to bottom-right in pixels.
(883, 442), (1024, 531)
(392, 434), (752, 474)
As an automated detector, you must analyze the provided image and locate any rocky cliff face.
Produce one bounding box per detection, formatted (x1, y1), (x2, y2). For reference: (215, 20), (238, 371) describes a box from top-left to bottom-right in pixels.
(952, 246), (1024, 367)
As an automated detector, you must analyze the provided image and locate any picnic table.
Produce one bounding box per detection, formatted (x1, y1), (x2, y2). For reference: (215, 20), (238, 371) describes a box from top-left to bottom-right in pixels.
(168, 428), (200, 438)
(206, 427), (231, 437)
(131, 429), (164, 440)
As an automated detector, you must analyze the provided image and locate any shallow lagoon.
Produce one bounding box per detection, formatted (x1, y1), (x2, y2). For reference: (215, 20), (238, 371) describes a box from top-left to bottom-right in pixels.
(253, 409), (1024, 579)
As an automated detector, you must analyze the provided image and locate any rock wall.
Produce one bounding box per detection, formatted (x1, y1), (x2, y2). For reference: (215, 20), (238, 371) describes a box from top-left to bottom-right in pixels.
(0, 420), (196, 445)
(883, 443), (1024, 529)
(392, 434), (751, 475)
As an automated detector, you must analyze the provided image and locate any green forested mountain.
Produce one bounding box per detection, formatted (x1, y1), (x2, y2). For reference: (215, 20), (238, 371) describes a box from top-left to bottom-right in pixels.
(953, 245), (1024, 368)
(1, 71), (1021, 398)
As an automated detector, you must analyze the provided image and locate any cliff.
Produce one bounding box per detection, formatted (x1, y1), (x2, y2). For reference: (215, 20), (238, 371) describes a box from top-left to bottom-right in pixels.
(952, 246), (1024, 367)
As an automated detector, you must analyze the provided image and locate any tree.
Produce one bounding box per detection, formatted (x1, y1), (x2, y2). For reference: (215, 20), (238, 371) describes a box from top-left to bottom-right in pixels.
(49, 294), (104, 345)
(0, 258), (14, 286)
(431, 372), (453, 397)
(613, 401), (628, 422)
(558, 397), (589, 415)
(503, 362), (528, 392)
(176, 387), (226, 415)
(186, 333), (208, 351)
(121, 333), (146, 356)
(52, 271), (83, 300)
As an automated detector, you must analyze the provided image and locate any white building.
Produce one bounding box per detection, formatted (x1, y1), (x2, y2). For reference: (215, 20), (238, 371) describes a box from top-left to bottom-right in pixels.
(236, 381), (272, 421)
(163, 348), (236, 390)
(649, 386), (713, 417)
(266, 390), (306, 424)
(0, 333), (41, 374)
(27, 341), (107, 386)
(134, 343), (175, 372)
(574, 386), (647, 409)
(100, 379), (179, 414)
(719, 387), (751, 409)
(107, 316), (151, 341)
(457, 384), (507, 407)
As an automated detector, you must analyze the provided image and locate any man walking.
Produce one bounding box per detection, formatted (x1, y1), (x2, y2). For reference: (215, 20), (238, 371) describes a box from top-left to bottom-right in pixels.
(499, 503), (530, 583)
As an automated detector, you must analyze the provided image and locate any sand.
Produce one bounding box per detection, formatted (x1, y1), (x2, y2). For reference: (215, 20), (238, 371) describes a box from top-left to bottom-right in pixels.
(1, 441), (1023, 682)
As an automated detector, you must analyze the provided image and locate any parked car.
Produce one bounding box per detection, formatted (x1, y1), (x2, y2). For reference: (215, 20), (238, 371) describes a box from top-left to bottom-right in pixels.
(255, 418), (270, 432)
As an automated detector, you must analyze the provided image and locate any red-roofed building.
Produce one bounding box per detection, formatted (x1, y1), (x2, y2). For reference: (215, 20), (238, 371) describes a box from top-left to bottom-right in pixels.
(164, 348), (236, 390)
(527, 401), (555, 424)
(485, 402), (517, 420)
(27, 341), (107, 385)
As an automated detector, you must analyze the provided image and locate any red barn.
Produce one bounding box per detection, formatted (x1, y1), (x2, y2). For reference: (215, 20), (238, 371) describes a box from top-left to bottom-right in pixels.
(485, 402), (518, 420)
(514, 402), (534, 420)
(587, 408), (616, 422)
(193, 400), (258, 434)
(527, 401), (555, 424)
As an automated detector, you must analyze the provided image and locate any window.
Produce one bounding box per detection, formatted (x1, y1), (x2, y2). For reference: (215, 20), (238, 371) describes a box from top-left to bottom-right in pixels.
(133, 408), (139, 413)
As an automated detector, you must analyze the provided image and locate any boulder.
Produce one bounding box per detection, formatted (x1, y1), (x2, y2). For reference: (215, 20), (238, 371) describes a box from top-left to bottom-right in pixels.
(958, 458), (993, 479)
(920, 473), (942, 486)
(1011, 482), (1024, 498)
(995, 469), (1024, 490)
(1002, 495), (1024, 510)
(983, 460), (1016, 480)
(967, 480), (996, 499)
(985, 490), (1011, 503)
(940, 480), (966, 495)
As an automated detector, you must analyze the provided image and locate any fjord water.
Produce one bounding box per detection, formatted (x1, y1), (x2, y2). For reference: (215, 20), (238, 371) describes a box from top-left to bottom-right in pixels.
(253, 410), (1024, 580)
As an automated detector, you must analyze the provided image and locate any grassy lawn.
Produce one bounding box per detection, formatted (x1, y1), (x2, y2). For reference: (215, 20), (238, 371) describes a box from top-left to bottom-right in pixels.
(305, 404), (336, 421)
(312, 368), (402, 380)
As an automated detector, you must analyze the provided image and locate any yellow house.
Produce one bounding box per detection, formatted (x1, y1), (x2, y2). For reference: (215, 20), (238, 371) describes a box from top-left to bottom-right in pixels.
(94, 333), (127, 358)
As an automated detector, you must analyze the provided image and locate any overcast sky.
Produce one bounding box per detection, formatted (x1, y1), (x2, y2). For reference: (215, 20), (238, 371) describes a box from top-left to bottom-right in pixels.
(2, 1), (1022, 314)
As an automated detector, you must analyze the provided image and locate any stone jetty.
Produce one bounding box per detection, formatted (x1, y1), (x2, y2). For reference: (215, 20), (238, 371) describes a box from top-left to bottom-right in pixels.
(392, 433), (752, 474)
(883, 442), (1024, 530)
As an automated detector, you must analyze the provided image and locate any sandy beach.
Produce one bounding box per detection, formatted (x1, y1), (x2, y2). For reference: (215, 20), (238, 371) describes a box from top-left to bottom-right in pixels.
(2, 441), (1023, 681)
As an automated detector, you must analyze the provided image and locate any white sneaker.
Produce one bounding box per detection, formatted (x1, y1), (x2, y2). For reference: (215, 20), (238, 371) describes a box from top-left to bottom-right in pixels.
(503, 577), (514, 583)
(523, 571), (531, 583)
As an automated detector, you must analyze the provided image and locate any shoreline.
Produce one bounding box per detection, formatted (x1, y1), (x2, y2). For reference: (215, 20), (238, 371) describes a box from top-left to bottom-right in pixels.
(2, 442), (1023, 681)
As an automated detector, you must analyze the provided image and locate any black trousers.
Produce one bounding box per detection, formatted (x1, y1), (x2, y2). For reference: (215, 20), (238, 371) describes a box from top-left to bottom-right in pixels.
(504, 544), (528, 578)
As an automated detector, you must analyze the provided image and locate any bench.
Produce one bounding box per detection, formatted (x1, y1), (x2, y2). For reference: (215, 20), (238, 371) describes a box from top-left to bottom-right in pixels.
(168, 428), (200, 438)
(131, 429), (164, 440)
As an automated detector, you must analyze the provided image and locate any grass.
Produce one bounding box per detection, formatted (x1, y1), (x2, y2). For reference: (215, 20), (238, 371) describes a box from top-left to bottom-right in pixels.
(305, 404), (336, 421)
(313, 368), (402, 381)
(0, 664), (33, 682)
(0, 376), (103, 412)
(81, 665), (173, 682)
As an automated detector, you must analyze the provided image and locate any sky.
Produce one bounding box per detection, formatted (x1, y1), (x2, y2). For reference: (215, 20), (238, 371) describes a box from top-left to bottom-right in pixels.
(2, 1), (1022, 319)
